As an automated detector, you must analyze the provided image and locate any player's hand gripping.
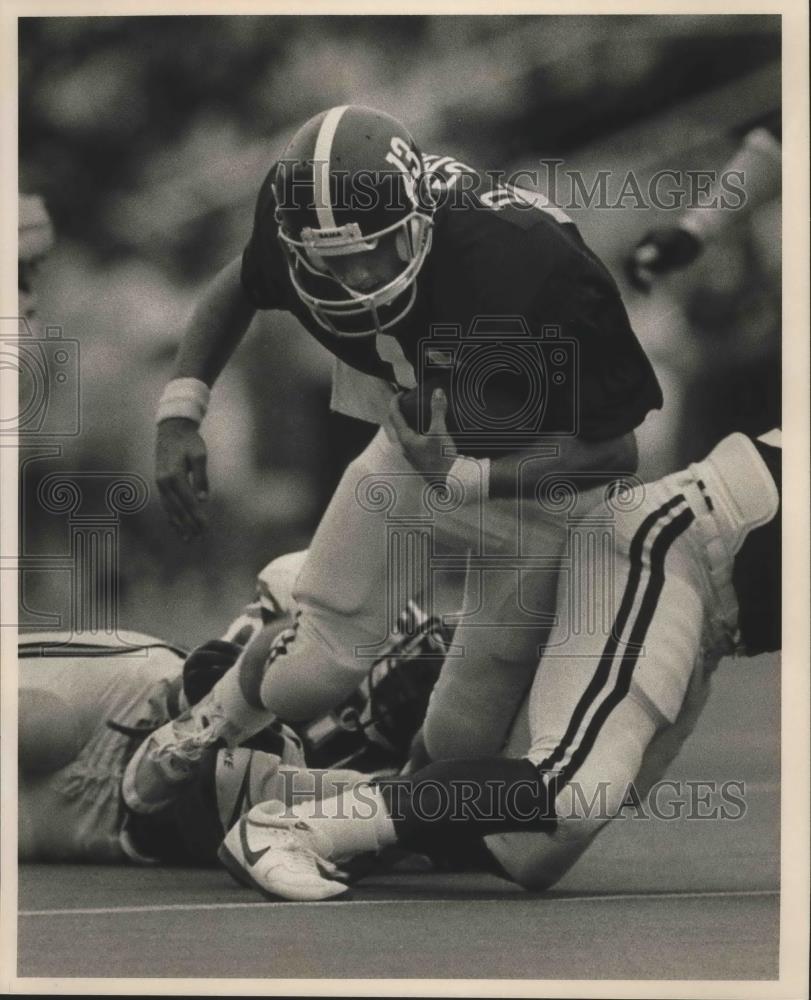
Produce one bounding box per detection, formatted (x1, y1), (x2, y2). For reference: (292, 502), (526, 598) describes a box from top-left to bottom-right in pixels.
(155, 417), (209, 540)
(385, 388), (457, 480)
(624, 226), (704, 291)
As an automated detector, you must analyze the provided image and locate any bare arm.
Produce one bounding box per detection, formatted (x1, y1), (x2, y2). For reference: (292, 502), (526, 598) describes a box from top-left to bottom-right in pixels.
(156, 255), (258, 539)
(172, 254), (257, 385)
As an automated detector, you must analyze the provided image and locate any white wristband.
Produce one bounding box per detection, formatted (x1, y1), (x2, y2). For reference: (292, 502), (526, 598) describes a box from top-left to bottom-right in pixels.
(448, 455), (490, 502)
(156, 378), (211, 426)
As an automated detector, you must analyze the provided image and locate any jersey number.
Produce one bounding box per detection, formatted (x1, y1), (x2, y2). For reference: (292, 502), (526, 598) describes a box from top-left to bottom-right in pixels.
(480, 184), (572, 224)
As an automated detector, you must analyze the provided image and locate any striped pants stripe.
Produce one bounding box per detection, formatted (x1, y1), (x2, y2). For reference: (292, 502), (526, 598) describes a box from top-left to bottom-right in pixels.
(487, 485), (721, 889)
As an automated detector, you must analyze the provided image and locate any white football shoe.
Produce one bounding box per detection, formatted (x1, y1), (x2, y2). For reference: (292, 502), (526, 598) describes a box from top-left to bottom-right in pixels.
(218, 802), (349, 902)
(121, 704), (241, 814)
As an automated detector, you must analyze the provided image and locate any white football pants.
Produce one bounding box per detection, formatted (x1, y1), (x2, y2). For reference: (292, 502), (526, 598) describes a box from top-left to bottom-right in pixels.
(484, 433), (779, 888)
(261, 427), (602, 722)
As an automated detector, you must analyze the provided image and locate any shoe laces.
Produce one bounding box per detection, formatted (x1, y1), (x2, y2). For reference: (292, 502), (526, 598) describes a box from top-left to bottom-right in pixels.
(147, 720), (223, 770)
(150, 743), (196, 771)
(261, 818), (345, 881)
(295, 841), (345, 881)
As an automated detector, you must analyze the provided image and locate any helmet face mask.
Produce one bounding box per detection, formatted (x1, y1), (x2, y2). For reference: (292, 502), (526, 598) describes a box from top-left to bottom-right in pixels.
(272, 105), (435, 338)
(278, 210), (433, 336)
(296, 602), (447, 770)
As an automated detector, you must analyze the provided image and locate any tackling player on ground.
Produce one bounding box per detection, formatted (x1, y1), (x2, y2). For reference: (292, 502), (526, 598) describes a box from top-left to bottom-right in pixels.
(19, 552), (441, 869)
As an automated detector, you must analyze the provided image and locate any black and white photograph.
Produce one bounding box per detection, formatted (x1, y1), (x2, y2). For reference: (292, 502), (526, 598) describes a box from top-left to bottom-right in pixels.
(2, 3), (808, 994)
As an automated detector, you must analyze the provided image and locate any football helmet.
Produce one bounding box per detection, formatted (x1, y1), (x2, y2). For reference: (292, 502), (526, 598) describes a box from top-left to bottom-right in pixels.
(273, 105), (435, 337)
(299, 601), (448, 770)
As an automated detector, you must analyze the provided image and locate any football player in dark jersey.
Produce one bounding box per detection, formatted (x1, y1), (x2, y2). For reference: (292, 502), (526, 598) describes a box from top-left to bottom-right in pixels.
(218, 428), (781, 900)
(127, 105), (662, 815)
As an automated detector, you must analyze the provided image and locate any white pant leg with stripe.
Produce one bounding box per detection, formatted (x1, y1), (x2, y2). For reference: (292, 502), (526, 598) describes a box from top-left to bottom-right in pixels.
(422, 430), (778, 762)
(486, 469), (737, 889)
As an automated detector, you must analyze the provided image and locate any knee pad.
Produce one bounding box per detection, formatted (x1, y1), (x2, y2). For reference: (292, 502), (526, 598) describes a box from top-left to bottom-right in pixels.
(550, 803), (610, 850)
(485, 815), (602, 892)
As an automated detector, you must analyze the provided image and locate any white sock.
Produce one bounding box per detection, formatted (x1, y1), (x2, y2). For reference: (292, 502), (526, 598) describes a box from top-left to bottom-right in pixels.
(192, 656), (272, 744)
(291, 784), (397, 860)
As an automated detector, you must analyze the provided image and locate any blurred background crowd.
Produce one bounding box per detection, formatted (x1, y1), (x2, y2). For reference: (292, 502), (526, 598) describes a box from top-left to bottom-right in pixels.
(17, 14), (780, 646)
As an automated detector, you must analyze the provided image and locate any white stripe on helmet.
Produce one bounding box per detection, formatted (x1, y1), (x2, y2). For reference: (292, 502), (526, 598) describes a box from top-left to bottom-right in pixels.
(313, 105), (349, 230)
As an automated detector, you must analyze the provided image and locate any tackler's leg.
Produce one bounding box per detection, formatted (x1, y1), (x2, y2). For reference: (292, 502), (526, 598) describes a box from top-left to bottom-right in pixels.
(485, 479), (714, 889)
(421, 574), (552, 760)
(217, 437), (777, 900)
(255, 427), (470, 719)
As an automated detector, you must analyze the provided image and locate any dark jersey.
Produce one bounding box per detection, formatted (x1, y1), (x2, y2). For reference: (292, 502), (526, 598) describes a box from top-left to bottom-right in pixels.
(732, 438), (781, 655)
(241, 155), (663, 451)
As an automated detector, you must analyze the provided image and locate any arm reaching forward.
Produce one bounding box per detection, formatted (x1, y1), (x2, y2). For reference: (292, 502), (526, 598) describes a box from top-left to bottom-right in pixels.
(156, 255), (257, 539)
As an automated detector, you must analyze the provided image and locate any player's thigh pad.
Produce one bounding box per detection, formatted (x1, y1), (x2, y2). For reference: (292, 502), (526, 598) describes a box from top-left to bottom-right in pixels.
(541, 481), (710, 729)
(622, 537), (708, 725)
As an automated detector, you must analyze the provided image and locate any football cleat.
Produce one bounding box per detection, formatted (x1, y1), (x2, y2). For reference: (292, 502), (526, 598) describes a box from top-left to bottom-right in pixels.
(218, 802), (349, 901)
(122, 623), (296, 815)
(121, 705), (238, 814)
